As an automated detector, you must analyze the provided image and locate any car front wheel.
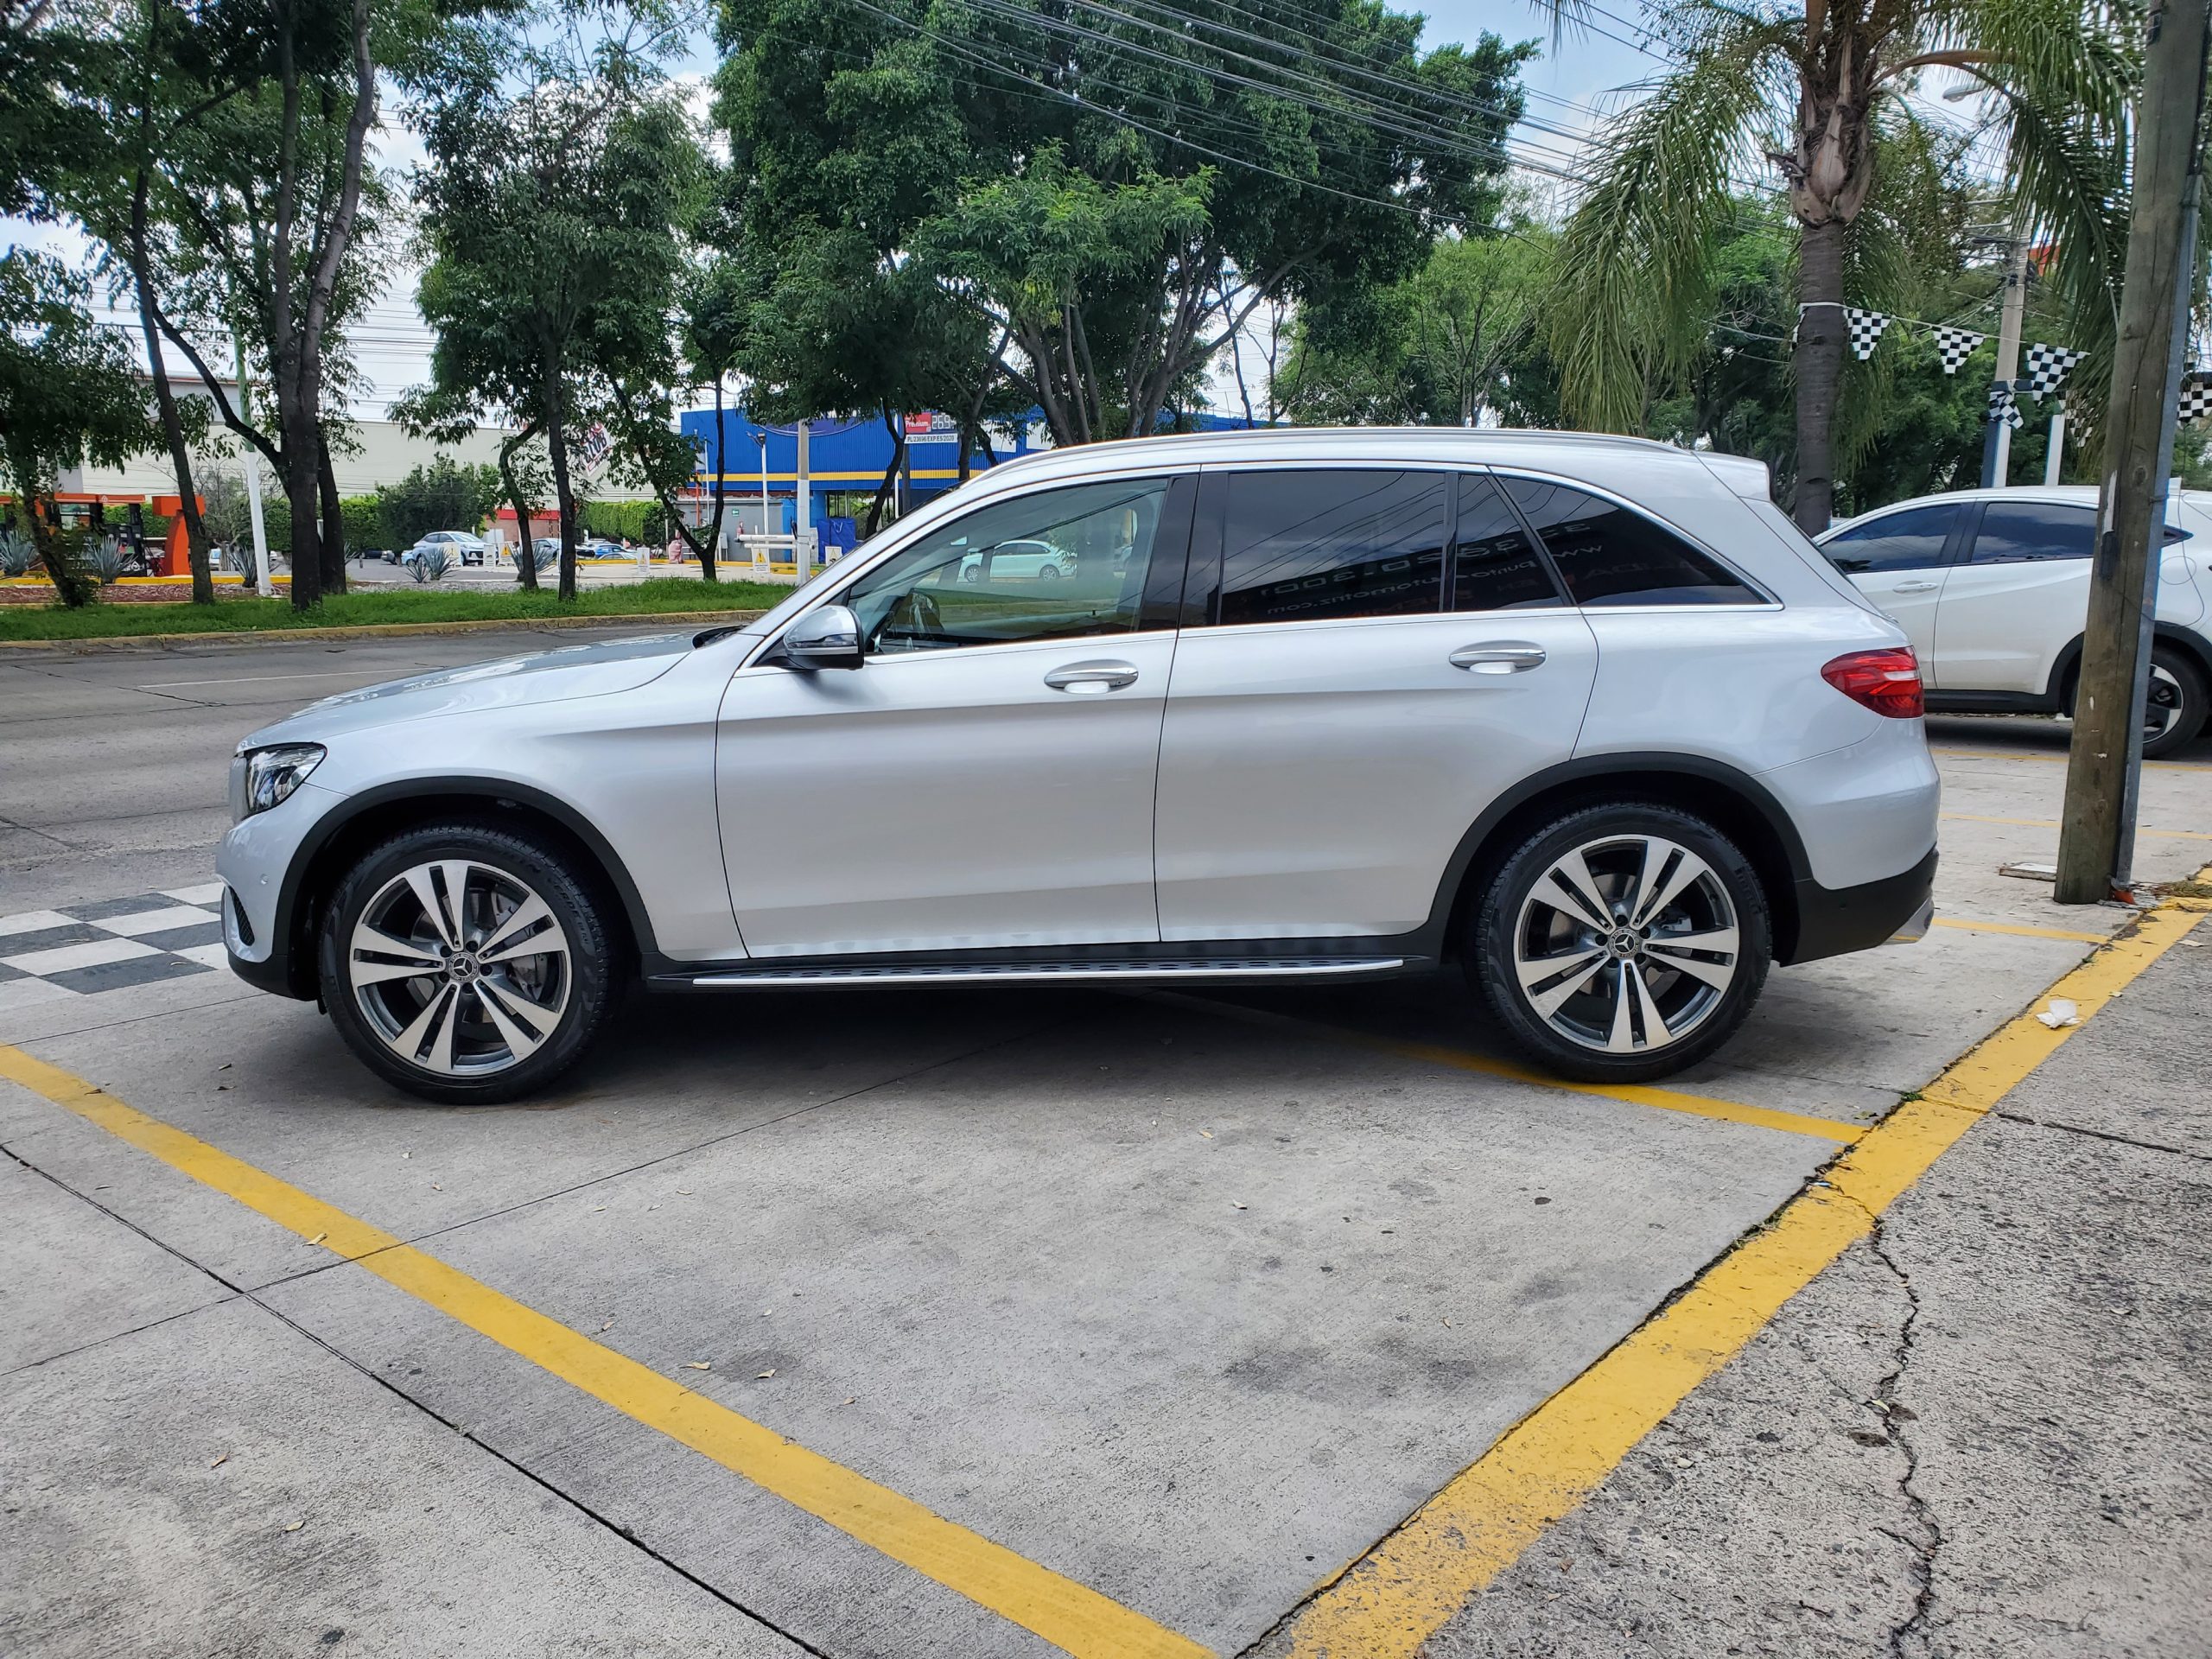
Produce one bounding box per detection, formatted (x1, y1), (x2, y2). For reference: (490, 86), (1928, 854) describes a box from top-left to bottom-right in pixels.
(2143, 646), (2208, 758)
(1471, 804), (1771, 1083)
(319, 823), (619, 1103)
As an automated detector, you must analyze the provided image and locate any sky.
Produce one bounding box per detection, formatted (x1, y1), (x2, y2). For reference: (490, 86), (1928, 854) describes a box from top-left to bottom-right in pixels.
(10, 3), (1694, 424)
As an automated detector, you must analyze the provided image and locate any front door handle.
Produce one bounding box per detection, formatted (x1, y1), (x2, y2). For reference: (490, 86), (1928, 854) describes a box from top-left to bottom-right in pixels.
(1449, 641), (1547, 674)
(1044, 659), (1140, 694)
(1891, 580), (1941, 594)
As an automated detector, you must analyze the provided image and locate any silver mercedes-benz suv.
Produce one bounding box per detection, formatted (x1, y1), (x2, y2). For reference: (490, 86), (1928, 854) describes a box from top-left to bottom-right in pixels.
(219, 429), (1940, 1103)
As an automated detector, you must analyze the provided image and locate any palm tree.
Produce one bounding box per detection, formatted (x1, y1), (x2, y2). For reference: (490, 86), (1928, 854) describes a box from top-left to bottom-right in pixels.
(1538, 0), (2135, 531)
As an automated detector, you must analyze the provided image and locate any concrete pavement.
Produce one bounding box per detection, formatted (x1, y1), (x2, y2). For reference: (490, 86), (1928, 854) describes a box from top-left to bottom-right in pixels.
(0, 624), (2206, 1657)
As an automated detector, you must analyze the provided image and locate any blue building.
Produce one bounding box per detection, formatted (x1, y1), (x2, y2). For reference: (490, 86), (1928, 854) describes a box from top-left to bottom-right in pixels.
(677, 406), (1265, 536)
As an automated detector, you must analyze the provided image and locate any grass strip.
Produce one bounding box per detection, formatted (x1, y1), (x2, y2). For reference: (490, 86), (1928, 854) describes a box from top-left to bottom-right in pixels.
(0, 578), (787, 641)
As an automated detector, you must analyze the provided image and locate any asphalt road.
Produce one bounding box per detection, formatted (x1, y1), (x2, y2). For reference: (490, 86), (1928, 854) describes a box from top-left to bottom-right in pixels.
(1, 625), (2206, 1658)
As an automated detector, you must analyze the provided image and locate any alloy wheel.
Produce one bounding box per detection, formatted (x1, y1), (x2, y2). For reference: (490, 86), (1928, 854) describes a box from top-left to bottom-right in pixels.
(347, 859), (571, 1077)
(1511, 834), (1740, 1055)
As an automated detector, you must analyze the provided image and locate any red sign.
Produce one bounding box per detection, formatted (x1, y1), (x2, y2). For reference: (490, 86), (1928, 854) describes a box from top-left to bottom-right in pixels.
(904, 412), (935, 435)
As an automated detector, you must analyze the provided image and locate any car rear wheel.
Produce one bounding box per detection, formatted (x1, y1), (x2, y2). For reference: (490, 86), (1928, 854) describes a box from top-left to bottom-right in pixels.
(1470, 804), (1771, 1083)
(319, 823), (618, 1103)
(2142, 646), (2208, 758)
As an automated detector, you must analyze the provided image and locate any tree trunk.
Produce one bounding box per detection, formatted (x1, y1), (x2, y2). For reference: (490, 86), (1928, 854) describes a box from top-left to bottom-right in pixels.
(1793, 219), (1848, 534)
(280, 402), (322, 609)
(316, 438), (346, 594)
(125, 76), (213, 603)
(544, 357), (579, 601)
(499, 423), (540, 592)
(16, 470), (92, 607)
(698, 378), (722, 582)
(863, 404), (905, 537)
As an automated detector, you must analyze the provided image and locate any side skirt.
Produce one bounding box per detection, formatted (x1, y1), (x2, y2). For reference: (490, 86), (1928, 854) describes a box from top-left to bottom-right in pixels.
(646, 953), (1425, 992)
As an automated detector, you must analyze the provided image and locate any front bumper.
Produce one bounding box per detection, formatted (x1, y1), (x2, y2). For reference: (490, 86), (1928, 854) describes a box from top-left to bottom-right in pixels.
(1786, 845), (1938, 965)
(216, 779), (348, 1001)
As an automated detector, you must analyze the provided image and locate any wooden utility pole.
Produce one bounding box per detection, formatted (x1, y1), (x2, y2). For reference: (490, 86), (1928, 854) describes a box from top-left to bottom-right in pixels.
(2056, 0), (2211, 902)
(1979, 238), (2031, 488)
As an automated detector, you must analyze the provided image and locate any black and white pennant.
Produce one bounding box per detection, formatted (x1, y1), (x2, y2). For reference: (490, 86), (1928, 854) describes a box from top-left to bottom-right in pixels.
(1933, 326), (1985, 375)
(1844, 308), (1891, 361)
(1987, 384), (2024, 429)
(2180, 373), (2212, 425)
(2024, 343), (2084, 401)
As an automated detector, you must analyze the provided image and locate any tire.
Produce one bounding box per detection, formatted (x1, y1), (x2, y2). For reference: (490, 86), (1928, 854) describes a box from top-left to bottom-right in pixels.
(1469, 803), (1772, 1084)
(318, 823), (620, 1103)
(2142, 645), (2208, 759)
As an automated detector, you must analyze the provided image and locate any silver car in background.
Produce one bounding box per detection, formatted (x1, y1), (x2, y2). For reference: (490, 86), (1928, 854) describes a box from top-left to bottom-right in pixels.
(219, 429), (1940, 1103)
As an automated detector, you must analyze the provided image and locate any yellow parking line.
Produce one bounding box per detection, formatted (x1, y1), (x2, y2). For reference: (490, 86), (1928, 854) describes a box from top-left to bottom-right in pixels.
(1931, 916), (2112, 944)
(1932, 747), (2199, 772)
(1942, 810), (2212, 842)
(1150, 993), (1863, 1144)
(0, 1047), (1209, 1659)
(1274, 893), (2208, 1659)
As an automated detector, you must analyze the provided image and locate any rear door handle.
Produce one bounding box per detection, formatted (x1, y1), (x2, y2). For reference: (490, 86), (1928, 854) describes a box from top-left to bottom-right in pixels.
(1044, 659), (1140, 694)
(1891, 580), (1940, 594)
(1449, 642), (1547, 674)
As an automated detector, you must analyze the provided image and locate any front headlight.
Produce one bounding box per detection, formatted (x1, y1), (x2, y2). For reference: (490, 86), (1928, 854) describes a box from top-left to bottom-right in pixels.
(238, 743), (325, 819)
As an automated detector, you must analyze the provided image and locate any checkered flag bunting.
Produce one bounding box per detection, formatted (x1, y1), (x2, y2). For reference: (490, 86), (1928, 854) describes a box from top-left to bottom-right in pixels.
(1844, 308), (1890, 360)
(2024, 343), (2084, 401)
(2180, 373), (2212, 424)
(1987, 383), (2024, 429)
(1933, 326), (1985, 375)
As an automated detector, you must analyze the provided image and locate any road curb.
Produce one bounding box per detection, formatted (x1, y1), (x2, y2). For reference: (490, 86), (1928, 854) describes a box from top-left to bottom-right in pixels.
(0, 609), (768, 655)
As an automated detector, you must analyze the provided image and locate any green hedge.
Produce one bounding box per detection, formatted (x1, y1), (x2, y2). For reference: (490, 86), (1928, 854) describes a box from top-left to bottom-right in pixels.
(580, 499), (676, 546)
(340, 494), (385, 554)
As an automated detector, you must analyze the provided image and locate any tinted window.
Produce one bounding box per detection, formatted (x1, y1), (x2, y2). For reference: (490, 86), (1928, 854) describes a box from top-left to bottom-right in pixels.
(1215, 470), (1446, 626)
(1452, 474), (1566, 611)
(1823, 504), (1960, 574)
(1970, 501), (2095, 564)
(844, 477), (1166, 652)
(1502, 478), (1758, 606)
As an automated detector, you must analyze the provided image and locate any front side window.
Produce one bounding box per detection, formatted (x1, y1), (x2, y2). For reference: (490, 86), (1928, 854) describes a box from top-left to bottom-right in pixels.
(1212, 469), (1447, 626)
(1822, 503), (1961, 574)
(1453, 473), (1567, 610)
(1501, 477), (1759, 606)
(1969, 501), (2095, 564)
(843, 478), (1166, 653)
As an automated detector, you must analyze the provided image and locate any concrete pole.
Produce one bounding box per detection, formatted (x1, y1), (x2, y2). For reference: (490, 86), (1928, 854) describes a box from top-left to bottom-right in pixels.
(796, 417), (811, 572)
(2044, 408), (2066, 485)
(233, 337), (273, 597)
(2056, 0), (2209, 902)
(1980, 239), (2031, 487)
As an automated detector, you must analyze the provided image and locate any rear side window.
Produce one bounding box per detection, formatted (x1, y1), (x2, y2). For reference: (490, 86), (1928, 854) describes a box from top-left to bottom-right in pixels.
(1970, 501), (2095, 563)
(1823, 503), (1960, 573)
(1501, 477), (1759, 606)
(1452, 474), (1567, 610)
(1214, 469), (1447, 625)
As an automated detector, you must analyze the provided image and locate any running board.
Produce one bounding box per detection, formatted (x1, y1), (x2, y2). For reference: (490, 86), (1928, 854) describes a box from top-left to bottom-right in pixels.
(665, 956), (1408, 989)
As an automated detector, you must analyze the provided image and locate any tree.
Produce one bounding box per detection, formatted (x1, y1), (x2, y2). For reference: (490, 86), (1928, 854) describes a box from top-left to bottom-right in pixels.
(1538, 0), (2134, 531)
(0, 252), (155, 606)
(411, 25), (702, 598)
(1284, 226), (1548, 425)
(713, 0), (1533, 455)
(375, 458), (499, 550)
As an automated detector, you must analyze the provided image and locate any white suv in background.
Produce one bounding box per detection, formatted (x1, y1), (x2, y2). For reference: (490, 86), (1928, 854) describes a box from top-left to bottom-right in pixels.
(218, 429), (1940, 1103)
(1818, 486), (2212, 756)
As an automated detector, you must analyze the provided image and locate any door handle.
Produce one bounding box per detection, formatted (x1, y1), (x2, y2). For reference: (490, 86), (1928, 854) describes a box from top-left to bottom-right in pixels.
(1449, 642), (1547, 674)
(1891, 580), (1940, 594)
(1044, 659), (1140, 694)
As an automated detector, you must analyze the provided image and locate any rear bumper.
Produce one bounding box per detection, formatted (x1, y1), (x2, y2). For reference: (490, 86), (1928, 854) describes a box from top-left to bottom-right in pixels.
(1786, 845), (1938, 965)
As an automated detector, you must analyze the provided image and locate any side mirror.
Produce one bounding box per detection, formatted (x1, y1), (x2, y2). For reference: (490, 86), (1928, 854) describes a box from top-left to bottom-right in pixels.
(781, 603), (864, 671)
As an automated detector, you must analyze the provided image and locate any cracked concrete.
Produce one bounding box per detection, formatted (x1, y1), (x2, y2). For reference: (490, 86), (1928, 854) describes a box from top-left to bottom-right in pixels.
(1422, 932), (2212, 1659)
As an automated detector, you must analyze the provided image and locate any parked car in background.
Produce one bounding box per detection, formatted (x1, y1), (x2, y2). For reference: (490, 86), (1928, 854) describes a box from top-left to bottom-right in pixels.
(1817, 486), (2212, 756)
(957, 537), (1077, 582)
(403, 531), (487, 569)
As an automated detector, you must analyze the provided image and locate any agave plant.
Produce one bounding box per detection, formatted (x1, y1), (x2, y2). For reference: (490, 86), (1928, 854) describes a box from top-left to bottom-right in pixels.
(1540, 0), (2134, 531)
(408, 544), (454, 584)
(226, 539), (257, 585)
(85, 535), (127, 584)
(0, 528), (32, 578)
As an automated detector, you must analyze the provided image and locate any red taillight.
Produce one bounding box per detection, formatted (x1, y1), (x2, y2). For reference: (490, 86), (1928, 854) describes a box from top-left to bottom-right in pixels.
(1821, 647), (1924, 718)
